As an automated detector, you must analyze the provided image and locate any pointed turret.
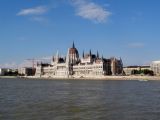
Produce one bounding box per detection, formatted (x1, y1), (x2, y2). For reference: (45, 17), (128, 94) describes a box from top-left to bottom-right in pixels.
(101, 55), (104, 62)
(69, 42), (79, 65)
(89, 49), (92, 56)
(119, 57), (123, 66)
(82, 50), (84, 58)
(97, 51), (99, 58)
(72, 41), (75, 48)
(66, 48), (70, 64)
(55, 50), (59, 63)
(101, 55), (103, 59)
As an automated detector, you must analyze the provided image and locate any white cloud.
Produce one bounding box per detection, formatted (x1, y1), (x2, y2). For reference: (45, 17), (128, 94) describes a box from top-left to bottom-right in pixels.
(18, 61), (33, 68)
(0, 62), (18, 68)
(71, 0), (111, 23)
(128, 42), (145, 48)
(18, 56), (52, 68)
(41, 56), (52, 60)
(17, 6), (48, 16)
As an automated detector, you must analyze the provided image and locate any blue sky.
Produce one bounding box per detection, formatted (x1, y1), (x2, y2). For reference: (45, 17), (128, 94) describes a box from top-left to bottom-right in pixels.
(0, 0), (160, 67)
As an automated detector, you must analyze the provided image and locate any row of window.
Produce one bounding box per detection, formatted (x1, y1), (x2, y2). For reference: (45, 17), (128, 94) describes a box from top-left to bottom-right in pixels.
(74, 66), (103, 69)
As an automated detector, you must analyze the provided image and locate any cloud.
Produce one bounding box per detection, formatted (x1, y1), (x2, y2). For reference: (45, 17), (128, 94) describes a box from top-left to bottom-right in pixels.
(18, 56), (52, 68)
(41, 56), (52, 60)
(18, 61), (32, 68)
(17, 6), (48, 16)
(71, 0), (111, 23)
(128, 42), (145, 48)
(0, 62), (18, 68)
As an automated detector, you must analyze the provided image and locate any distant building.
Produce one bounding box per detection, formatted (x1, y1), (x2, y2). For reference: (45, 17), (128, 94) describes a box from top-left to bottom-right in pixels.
(150, 61), (160, 76)
(18, 67), (36, 76)
(35, 42), (123, 78)
(123, 66), (151, 75)
(0, 68), (18, 76)
(0, 68), (7, 76)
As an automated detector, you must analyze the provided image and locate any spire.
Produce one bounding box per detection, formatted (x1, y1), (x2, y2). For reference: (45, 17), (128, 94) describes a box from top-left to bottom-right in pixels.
(56, 50), (59, 62)
(72, 41), (75, 48)
(101, 55), (104, 62)
(66, 48), (70, 64)
(56, 50), (59, 58)
(120, 57), (123, 65)
(52, 56), (54, 62)
(97, 51), (99, 58)
(82, 50), (84, 58)
(89, 49), (92, 56)
(120, 57), (122, 61)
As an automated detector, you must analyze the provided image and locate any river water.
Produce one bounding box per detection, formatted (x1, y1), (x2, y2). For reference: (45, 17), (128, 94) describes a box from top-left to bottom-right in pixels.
(0, 78), (160, 120)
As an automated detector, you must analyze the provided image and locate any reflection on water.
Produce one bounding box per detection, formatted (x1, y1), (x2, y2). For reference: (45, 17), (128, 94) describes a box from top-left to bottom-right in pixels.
(0, 78), (160, 120)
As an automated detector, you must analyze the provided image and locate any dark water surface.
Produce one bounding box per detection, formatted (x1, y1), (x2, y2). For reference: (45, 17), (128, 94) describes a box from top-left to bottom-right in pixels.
(1, 78), (160, 120)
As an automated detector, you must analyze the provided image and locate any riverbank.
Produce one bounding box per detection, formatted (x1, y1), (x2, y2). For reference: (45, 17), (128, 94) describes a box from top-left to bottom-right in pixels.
(101, 76), (160, 80)
(0, 76), (18, 79)
(25, 75), (160, 81)
(1, 75), (160, 80)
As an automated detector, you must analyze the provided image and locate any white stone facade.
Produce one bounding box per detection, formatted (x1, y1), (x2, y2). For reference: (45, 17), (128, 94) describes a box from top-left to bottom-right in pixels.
(0, 68), (7, 76)
(151, 61), (160, 76)
(35, 43), (123, 78)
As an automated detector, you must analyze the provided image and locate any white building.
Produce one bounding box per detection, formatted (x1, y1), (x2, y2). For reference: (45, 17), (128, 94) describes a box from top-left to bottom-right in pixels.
(18, 67), (35, 76)
(35, 42), (123, 78)
(0, 68), (7, 76)
(150, 61), (160, 76)
(123, 66), (151, 75)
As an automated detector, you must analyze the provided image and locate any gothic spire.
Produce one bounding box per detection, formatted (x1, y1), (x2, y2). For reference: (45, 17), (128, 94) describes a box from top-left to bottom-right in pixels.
(56, 50), (59, 63)
(82, 50), (84, 58)
(56, 50), (59, 58)
(120, 57), (123, 65)
(89, 49), (92, 56)
(72, 41), (75, 48)
(66, 48), (70, 64)
(97, 51), (99, 58)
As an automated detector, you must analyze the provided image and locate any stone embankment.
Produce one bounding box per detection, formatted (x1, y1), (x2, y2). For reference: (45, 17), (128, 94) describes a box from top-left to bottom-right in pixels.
(26, 75), (160, 80)
(1, 75), (160, 80)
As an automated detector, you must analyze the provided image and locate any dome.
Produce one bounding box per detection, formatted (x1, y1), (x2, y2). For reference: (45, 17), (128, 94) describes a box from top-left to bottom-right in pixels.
(69, 42), (79, 56)
(69, 48), (79, 54)
(68, 42), (79, 65)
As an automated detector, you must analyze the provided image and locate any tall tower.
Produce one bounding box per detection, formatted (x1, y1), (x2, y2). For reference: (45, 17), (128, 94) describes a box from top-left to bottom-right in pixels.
(55, 51), (59, 63)
(66, 48), (72, 77)
(111, 57), (116, 75)
(97, 51), (99, 59)
(82, 50), (84, 58)
(68, 42), (79, 65)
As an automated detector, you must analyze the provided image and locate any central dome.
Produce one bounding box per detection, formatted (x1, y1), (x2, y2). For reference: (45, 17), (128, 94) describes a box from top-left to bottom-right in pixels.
(68, 42), (79, 65)
(69, 48), (79, 54)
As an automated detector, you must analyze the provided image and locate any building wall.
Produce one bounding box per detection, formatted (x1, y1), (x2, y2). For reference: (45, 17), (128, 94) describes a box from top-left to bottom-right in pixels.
(18, 67), (35, 76)
(0, 68), (7, 76)
(73, 63), (104, 77)
(35, 63), (70, 78)
(123, 66), (151, 75)
(151, 61), (160, 76)
(35, 57), (123, 78)
(111, 58), (123, 75)
(123, 67), (140, 75)
(35, 44), (123, 78)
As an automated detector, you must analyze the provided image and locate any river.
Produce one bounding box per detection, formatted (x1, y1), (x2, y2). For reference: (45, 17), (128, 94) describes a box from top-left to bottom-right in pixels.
(0, 78), (160, 120)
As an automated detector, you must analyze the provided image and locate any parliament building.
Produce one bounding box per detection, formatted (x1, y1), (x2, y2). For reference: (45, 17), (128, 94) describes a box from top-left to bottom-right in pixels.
(35, 42), (123, 78)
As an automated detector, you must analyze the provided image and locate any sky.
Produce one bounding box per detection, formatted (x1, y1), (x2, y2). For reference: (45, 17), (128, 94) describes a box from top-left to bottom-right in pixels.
(0, 0), (160, 68)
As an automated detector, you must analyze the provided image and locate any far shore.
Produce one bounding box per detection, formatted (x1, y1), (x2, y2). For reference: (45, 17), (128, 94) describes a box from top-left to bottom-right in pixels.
(1, 75), (160, 81)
